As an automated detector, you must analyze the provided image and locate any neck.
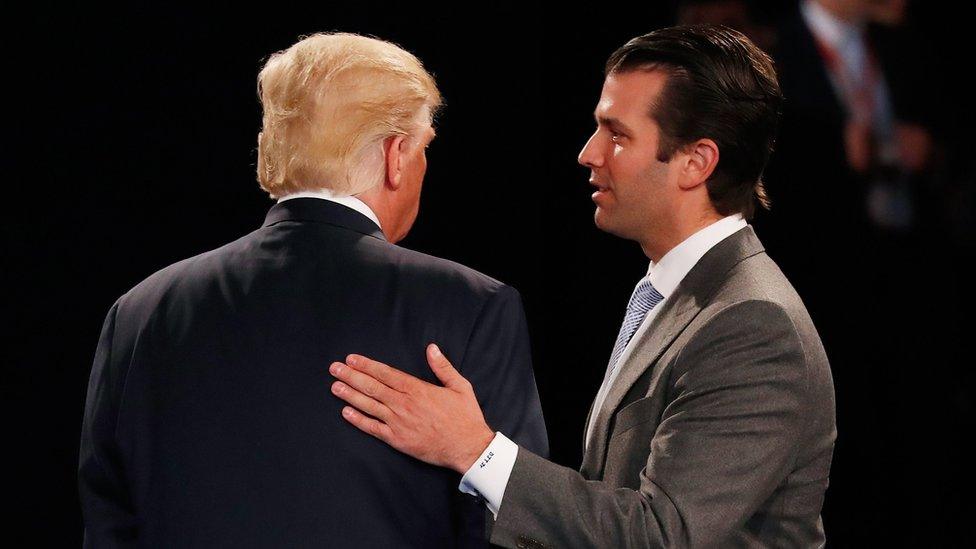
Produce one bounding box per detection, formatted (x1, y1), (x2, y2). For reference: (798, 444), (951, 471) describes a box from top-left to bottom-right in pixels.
(357, 195), (393, 242)
(639, 209), (724, 263)
(358, 187), (404, 243)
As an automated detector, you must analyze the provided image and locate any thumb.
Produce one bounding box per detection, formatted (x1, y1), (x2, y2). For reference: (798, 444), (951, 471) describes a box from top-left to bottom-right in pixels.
(426, 343), (465, 390)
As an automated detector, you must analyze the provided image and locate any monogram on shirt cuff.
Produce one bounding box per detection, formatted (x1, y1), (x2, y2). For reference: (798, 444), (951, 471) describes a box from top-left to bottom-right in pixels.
(457, 431), (519, 518)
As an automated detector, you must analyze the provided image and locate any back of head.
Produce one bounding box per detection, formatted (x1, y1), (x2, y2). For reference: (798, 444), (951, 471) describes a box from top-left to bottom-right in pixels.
(605, 24), (783, 220)
(256, 33), (442, 199)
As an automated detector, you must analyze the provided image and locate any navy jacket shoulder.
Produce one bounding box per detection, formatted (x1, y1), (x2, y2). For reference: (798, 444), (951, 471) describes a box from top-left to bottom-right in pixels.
(80, 198), (548, 548)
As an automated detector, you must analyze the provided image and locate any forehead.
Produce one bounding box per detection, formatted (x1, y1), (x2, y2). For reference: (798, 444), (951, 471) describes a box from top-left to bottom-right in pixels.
(595, 69), (668, 121)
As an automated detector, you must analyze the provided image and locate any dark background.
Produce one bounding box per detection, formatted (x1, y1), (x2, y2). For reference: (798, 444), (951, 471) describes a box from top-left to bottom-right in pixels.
(7, 1), (973, 545)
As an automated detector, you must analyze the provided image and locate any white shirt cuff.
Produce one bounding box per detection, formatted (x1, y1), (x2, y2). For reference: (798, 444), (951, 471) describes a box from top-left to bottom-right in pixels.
(457, 431), (519, 518)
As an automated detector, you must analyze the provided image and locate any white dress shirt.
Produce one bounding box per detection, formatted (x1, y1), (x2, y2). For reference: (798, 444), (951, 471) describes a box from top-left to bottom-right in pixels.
(459, 214), (748, 518)
(277, 189), (382, 232)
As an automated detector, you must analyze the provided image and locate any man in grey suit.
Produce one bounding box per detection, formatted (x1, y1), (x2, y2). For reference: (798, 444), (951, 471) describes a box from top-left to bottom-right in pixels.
(327, 25), (836, 547)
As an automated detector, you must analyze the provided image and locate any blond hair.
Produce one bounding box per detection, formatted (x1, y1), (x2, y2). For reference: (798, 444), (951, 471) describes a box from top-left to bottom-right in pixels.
(256, 33), (442, 198)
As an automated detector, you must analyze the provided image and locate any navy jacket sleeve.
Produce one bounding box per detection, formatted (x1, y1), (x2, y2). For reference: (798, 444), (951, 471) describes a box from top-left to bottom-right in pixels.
(460, 285), (548, 458)
(453, 285), (549, 544)
(79, 299), (137, 548)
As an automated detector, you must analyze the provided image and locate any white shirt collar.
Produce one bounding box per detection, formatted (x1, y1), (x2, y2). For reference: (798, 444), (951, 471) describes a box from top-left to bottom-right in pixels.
(646, 214), (747, 298)
(801, 0), (863, 51)
(277, 189), (382, 232)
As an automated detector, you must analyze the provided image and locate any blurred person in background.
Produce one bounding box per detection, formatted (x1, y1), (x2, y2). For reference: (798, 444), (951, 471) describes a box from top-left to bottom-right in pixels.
(760, 0), (943, 383)
(675, 0), (779, 51)
(759, 0), (965, 542)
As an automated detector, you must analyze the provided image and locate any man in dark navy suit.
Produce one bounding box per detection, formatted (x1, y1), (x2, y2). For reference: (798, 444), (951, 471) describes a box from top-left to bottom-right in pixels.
(79, 32), (548, 548)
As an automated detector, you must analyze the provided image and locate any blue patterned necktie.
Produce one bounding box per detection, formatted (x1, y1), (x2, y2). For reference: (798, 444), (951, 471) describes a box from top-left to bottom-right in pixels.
(585, 276), (666, 448)
(605, 277), (665, 381)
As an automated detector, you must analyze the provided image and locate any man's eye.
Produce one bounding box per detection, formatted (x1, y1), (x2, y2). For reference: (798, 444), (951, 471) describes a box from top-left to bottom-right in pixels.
(610, 133), (623, 143)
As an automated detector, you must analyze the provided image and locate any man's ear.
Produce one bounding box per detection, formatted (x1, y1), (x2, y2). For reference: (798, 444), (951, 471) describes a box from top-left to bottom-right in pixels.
(384, 135), (407, 190)
(678, 138), (719, 190)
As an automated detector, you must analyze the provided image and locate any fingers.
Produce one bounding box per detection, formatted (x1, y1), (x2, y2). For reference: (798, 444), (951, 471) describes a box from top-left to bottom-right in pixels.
(329, 361), (401, 407)
(345, 354), (416, 392)
(331, 380), (394, 423)
(340, 406), (395, 444)
(426, 343), (469, 391)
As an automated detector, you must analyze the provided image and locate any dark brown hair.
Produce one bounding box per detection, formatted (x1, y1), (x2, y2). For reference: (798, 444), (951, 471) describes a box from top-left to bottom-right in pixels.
(605, 24), (783, 219)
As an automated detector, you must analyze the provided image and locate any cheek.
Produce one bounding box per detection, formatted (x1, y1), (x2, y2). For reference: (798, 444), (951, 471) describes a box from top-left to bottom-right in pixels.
(608, 149), (643, 182)
(413, 149), (427, 174)
(417, 157), (427, 187)
(409, 155), (426, 198)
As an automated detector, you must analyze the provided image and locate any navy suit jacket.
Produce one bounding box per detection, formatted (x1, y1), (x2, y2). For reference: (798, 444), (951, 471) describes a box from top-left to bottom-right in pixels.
(79, 198), (549, 547)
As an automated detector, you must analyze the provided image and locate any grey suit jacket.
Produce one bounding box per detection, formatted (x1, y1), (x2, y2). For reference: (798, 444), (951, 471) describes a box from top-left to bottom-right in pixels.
(490, 227), (836, 548)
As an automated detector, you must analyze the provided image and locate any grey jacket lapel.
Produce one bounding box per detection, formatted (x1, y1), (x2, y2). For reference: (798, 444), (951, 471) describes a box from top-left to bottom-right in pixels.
(580, 226), (766, 478)
(579, 287), (678, 458)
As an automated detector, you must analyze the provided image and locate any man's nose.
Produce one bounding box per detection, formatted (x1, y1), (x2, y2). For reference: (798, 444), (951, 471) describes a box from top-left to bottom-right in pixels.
(578, 134), (603, 169)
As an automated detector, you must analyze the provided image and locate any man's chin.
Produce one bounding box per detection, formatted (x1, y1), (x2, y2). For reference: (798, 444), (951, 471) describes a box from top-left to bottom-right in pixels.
(593, 209), (615, 234)
(594, 209), (634, 241)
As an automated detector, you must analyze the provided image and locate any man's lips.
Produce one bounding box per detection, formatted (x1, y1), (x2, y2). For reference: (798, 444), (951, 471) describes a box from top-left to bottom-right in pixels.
(590, 180), (610, 200)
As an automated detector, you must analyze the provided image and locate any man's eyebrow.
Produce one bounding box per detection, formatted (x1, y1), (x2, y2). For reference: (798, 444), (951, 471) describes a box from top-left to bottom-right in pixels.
(594, 115), (633, 135)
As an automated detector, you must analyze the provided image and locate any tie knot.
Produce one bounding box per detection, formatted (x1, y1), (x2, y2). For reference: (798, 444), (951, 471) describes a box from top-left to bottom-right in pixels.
(628, 278), (664, 314)
(601, 276), (667, 382)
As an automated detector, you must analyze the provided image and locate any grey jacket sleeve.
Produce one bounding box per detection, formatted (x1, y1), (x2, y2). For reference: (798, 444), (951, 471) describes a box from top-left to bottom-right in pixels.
(489, 300), (809, 548)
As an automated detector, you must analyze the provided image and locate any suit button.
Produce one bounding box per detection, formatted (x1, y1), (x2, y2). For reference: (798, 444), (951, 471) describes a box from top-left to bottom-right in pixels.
(516, 535), (548, 549)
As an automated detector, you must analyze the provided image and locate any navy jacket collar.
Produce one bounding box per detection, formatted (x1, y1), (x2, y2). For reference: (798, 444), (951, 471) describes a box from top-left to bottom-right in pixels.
(262, 198), (387, 241)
